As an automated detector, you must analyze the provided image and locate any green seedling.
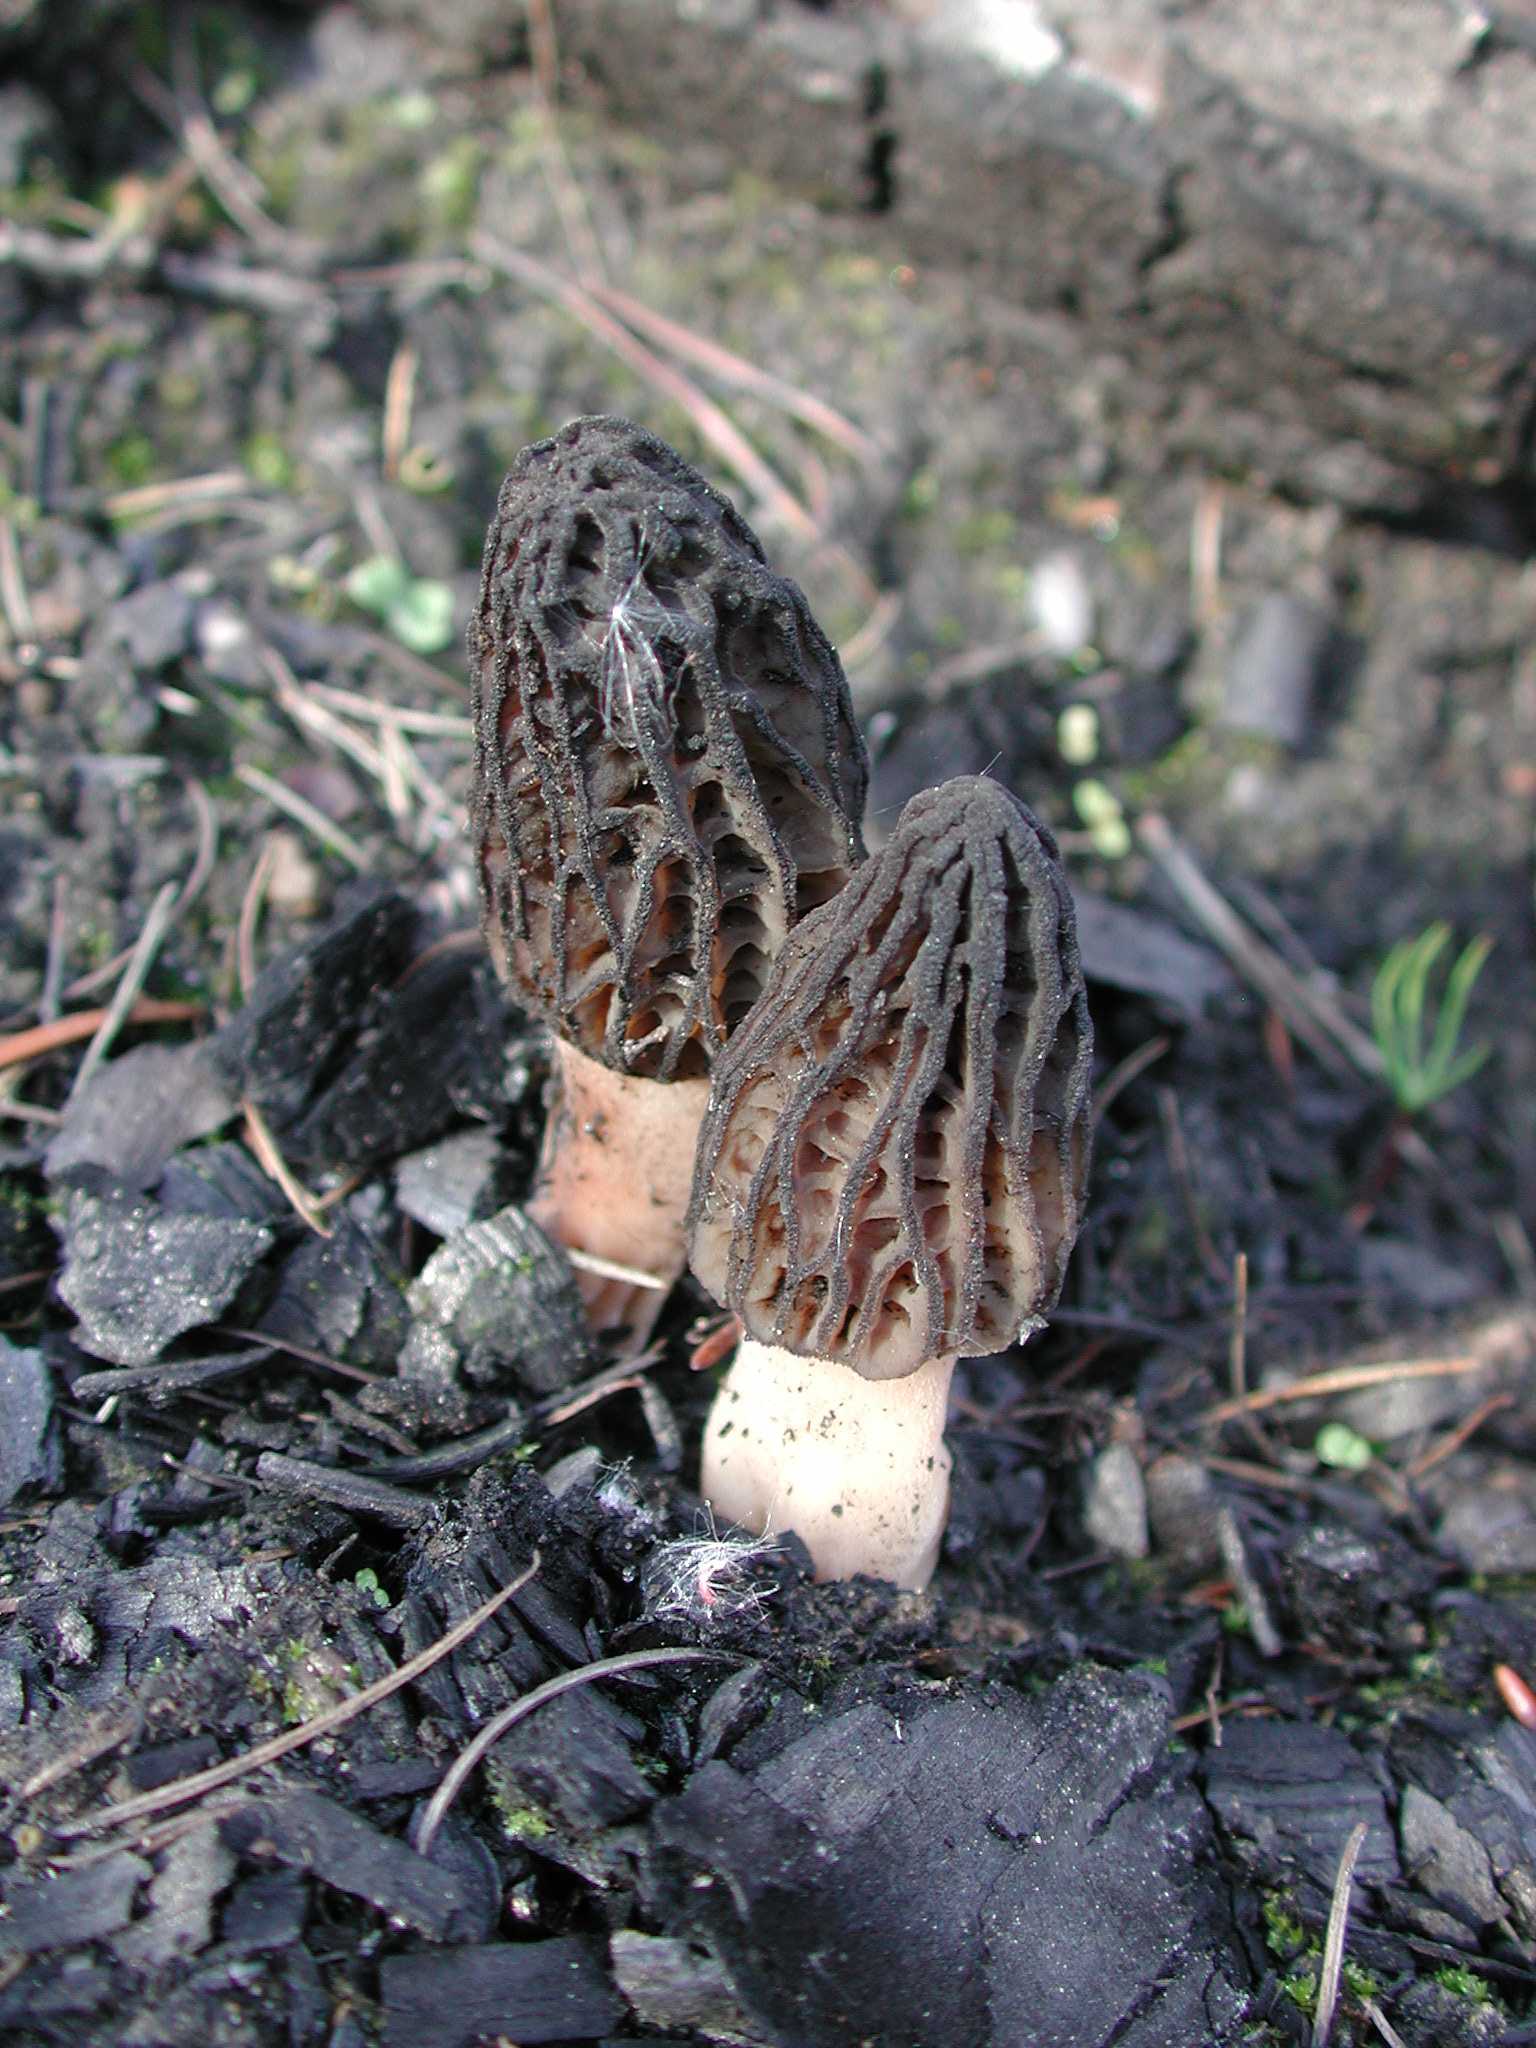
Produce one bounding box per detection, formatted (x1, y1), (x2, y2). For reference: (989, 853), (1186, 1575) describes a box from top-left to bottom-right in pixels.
(1370, 922), (1492, 1115)
(345, 554), (456, 655)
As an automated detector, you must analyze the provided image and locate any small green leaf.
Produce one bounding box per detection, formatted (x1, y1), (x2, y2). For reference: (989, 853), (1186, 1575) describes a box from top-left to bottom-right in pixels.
(386, 577), (456, 654)
(1314, 1422), (1374, 1471)
(346, 554), (412, 616)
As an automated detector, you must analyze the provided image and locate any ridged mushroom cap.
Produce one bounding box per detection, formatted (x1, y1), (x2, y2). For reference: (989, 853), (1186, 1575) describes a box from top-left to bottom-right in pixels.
(469, 415), (868, 1082)
(688, 776), (1093, 1379)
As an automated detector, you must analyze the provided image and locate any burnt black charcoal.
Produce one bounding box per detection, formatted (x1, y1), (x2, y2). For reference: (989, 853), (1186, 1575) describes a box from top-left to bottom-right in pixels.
(1390, 1714), (1536, 1945)
(253, 1452), (434, 1531)
(0, 1851), (149, 1960)
(108, 577), (196, 670)
(221, 1790), (492, 1942)
(1221, 590), (1337, 748)
(1071, 889), (1235, 1019)
(485, 1685), (659, 1833)
(0, 1335), (56, 1509)
(470, 413), (867, 1082)
(282, 949), (508, 1173)
(398, 1204), (588, 1399)
(71, 1341), (272, 1403)
(379, 1937), (624, 2048)
(1276, 1524), (1433, 1660)
(1201, 1718), (1401, 1893)
(43, 1042), (235, 1189)
(54, 1174), (275, 1367)
(641, 1669), (1252, 2048)
(155, 1143), (290, 1224)
(219, 1872), (309, 1954)
(124, 1734), (222, 1790)
(213, 884), (416, 1128)
(259, 1211), (407, 1368)
(395, 1128), (509, 1238)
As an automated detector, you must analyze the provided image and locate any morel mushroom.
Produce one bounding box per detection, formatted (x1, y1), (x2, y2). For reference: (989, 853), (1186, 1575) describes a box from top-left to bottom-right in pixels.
(689, 775), (1092, 1587)
(470, 416), (867, 1341)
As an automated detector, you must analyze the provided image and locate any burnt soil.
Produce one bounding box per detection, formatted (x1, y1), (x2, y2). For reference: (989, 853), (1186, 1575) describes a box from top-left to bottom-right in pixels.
(0, 7), (1534, 2047)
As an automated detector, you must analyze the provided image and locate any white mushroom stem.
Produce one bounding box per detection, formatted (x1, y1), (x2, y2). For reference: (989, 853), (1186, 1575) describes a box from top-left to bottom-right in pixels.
(527, 1038), (710, 1352)
(700, 1339), (958, 1591)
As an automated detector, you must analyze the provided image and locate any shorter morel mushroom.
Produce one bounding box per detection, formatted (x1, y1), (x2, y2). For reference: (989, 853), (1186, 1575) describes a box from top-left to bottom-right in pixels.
(470, 416), (867, 1344)
(688, 775), (1093, 1588)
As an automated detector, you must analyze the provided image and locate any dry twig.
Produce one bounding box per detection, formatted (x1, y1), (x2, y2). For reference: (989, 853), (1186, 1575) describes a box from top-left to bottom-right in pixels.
(1312, 1820), (1369, 2048)
(0, 998), (203, 1074)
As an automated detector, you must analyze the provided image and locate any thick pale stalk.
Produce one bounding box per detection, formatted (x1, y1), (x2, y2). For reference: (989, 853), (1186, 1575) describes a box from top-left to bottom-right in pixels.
(701, 1339), (957, 1589)
(527, 1039), (710, 1352)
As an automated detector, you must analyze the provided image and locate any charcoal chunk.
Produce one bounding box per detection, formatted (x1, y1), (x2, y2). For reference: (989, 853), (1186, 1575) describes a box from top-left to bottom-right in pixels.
(641, 1669), (1250, 2048)
(399, 1203), (588, 1399)
(219, 1871), (309, 1953)
(1201, 1718), (1401, 1892)
(0, 1336), (56, 1509)
(380, 1938), (624, 2047)
(54, 1175), (274, 1367)
(282, 950), (507, 1172)
(44, 1042), (235, 1189)
(0, 1852), (149, 1960)
(221, 1790), (491, 1941)
(214, 885), (416, 1128)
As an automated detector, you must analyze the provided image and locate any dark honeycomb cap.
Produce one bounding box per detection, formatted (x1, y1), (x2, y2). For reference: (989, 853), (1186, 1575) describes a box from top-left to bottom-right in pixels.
(689, 775), (1093, 1378)
(470, 415), (868, 1081)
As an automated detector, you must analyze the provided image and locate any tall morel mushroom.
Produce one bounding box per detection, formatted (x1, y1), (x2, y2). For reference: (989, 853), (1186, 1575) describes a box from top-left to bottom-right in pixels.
(470, 416), (868, 1341)
(689, 775), (1093, 1587)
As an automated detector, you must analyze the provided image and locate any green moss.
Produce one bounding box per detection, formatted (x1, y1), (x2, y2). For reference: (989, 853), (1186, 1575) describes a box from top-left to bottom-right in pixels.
(497, 1802), (552, 1842)
(1433, 1963), (1491, 2004)
(244, 432), (294, 491)
(954, 508), (1017, 556)
(419, 136), (485, 230)
(104, 432), (158, 489)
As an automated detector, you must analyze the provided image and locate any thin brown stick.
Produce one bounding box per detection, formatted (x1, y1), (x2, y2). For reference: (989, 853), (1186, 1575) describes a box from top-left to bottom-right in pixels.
(381, 341), (417, 480)
(526, 0), (606, 284)
(1406, 1392), (1517, 1479)
(1137, 814), (1379, 1081)
(242, 1098), (332, 1239)
(584, 283), (879, 462)
(1312, 1820), (1369, 2048)
(236, 764), (369, 871)
(413, 1644), (729, 1856)
(236, 837), (278, 1005)
(56, 1553), (541, 1839)
(470, 232), (819, 544)
(1202, 1352), (1484, 1428)
(1092, 1033), (1170, 1124)
(0, 998), (203, 1073)
(67, 882), (181, 1102)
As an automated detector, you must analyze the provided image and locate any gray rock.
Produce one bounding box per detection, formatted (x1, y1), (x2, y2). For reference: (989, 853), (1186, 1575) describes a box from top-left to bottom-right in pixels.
(1222, 592), (1334, 747)
(109, 580), (196, 671)
(1083, 1440), (1149, 1559)
(1437, 1465), (1536, 1574)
